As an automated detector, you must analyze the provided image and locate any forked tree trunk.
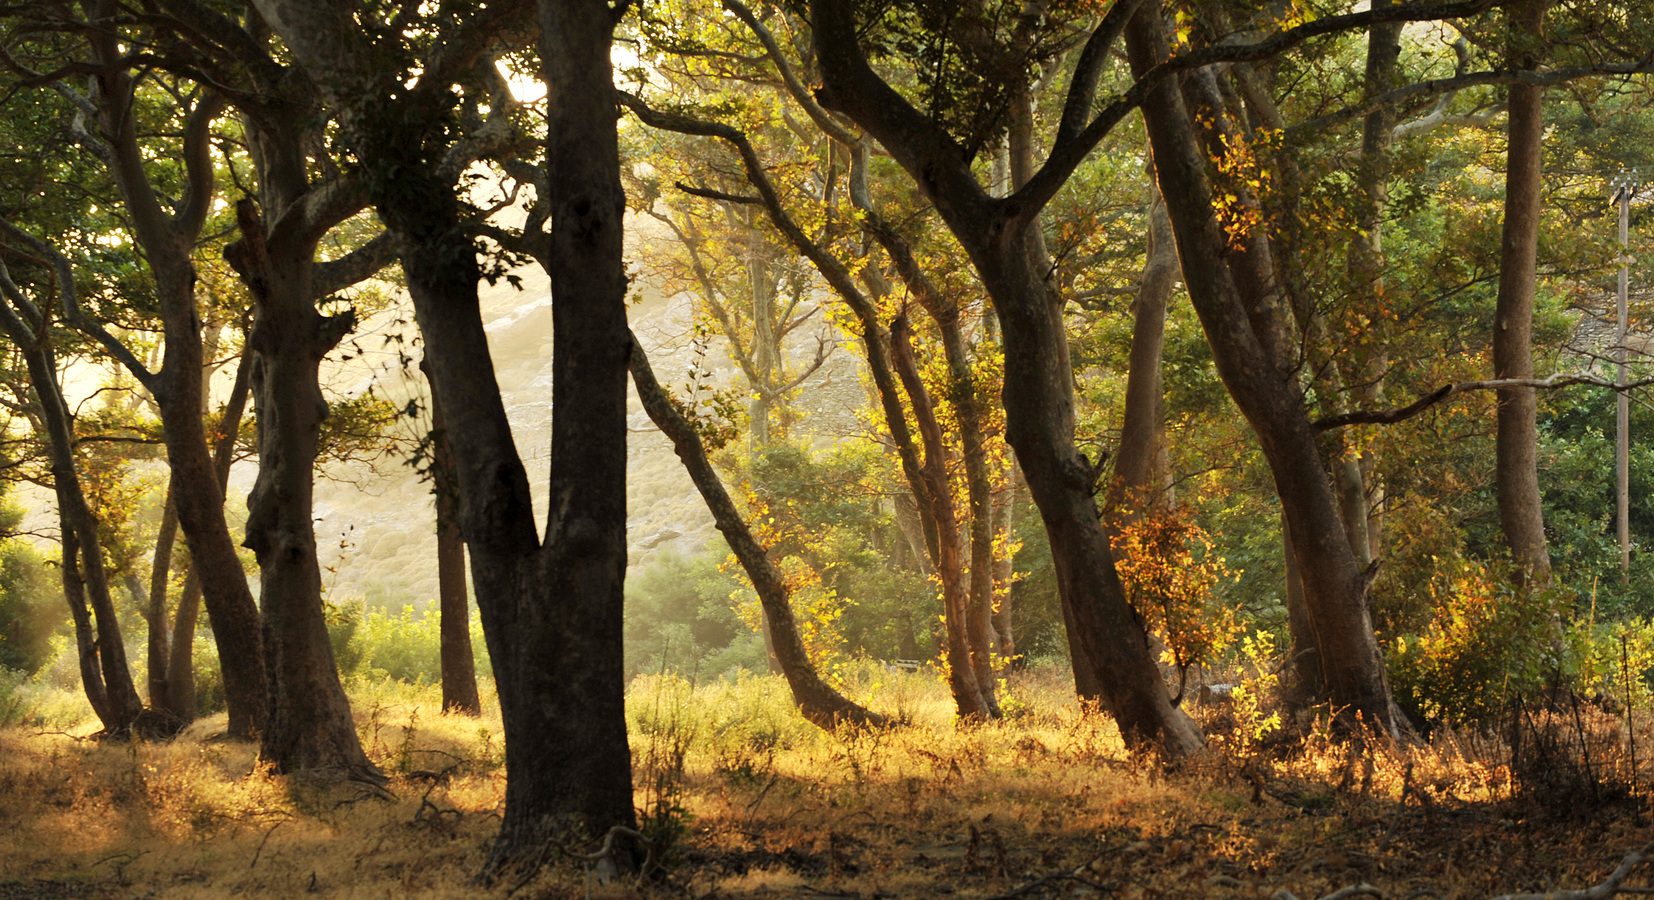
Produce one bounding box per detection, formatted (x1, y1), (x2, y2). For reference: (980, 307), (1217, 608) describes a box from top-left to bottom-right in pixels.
(1125, 7), (1402, 737)
(811, 0), (1202, 756)
(1493, 0), (1552, 582)
(631, 334), (887, 728)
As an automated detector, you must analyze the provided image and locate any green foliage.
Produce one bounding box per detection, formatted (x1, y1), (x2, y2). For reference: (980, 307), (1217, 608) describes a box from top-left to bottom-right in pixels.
(327, 600), (490, 687)
(0, 535), (60, 673)
(625, 544), (762, 680)
(1387, 563), (1570, 725)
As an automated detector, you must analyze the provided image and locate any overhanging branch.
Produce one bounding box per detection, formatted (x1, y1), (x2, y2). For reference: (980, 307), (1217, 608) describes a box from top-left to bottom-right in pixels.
(1315, 373), (1654, 431)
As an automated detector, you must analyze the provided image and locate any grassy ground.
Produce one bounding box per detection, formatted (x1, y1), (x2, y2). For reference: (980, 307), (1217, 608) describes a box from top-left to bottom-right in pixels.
(0, 665), (1648, 899)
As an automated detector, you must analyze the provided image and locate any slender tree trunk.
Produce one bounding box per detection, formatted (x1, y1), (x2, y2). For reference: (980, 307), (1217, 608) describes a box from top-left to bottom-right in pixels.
(168, 336), (252, 724)
(1126, 8), (1402, 737)
(146, 488), (179, 712)
(888, 316), (996, 719)
(24, 347), (145, 733)
(1494, 0), (1552, 582)
(990, 466), (1017, 663)
(428, 372), (482, 716)
(632, 334), (886, 727)
(60, 527), (112, 726)
(1107, 179), (1176, 520)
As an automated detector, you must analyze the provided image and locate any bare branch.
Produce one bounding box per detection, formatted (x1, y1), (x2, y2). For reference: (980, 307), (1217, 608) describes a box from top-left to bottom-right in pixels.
(1316, 373), (1654, 431)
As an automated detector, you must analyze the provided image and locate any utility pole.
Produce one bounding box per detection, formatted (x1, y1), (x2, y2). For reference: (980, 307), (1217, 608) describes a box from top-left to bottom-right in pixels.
(1612, 170), (1638, 586)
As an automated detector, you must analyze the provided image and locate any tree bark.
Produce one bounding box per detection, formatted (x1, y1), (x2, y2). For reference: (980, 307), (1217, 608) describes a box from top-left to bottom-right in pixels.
(427, 367), (482, 716)
(888, 315), (996, 719)
(1493, 0), (1552, 582)
(146, 487), (179, 712)
(631, 333), (887, 728)
(1107, 179), (1177, 521)
(233, 197), (377, 778)
(168, 333), (253, 724)
(80, 12), (268, 738)
(810, 0), (1203, 756)
(1124, 6), (1402, 737)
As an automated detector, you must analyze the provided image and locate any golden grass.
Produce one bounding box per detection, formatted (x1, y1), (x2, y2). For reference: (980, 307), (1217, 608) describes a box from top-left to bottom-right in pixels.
(0, 667), (1647, 899)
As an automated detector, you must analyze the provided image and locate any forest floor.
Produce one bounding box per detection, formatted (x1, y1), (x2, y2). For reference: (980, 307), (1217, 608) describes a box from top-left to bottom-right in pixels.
(0, 666), (1649, 899)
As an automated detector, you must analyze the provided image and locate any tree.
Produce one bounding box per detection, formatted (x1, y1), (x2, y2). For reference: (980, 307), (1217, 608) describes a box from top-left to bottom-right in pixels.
(249, 0), (639, 870)
(1493, 0), (1554, 582)
(10, 5), (271, 738)
(808, 0), (1204, 753)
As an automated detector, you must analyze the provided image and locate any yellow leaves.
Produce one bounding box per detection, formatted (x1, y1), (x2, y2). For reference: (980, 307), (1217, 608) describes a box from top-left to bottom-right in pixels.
(1110, 504), (1240, 671)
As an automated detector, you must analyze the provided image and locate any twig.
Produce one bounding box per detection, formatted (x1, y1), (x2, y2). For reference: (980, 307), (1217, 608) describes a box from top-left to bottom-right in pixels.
(249, 820), (284, 869)
(1486, 838), (1654, 900)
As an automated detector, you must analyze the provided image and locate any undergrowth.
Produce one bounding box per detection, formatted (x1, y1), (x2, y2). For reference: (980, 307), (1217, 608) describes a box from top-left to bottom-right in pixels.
(0, 666), (1649, 899)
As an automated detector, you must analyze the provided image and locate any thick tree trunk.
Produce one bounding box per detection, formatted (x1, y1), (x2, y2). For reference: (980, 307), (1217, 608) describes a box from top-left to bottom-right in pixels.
(1494, 0), (1552, 581)
(1126, 7), (1402, 737)
(228, 196), (375, 777)
(427, 374), (482, 716)
(631, 334), (887, 728)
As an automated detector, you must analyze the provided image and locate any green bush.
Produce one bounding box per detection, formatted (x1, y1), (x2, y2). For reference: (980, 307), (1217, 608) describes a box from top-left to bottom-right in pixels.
(1387, 561), (1571, 725)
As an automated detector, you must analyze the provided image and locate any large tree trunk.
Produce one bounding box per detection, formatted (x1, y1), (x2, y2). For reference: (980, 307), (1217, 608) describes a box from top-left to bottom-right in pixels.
(631, 333), (887, 728)
(1493, 0), (1552, 581)
(236, 197), (376, 777)
(427, 372), (482, 716)
(1125, 7), (1402, 737)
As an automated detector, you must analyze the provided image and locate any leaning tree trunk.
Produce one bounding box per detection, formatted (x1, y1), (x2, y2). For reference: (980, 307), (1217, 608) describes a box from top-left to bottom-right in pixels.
(166, 334), (253, 724)
(427, 370), (482, 716)
(1493, 0), (1552, 582)
(888, 315), (997, 719)
(631, 333), (887, 728)
(23, 347), (145, 733)
(1126, 7), (1402, 737)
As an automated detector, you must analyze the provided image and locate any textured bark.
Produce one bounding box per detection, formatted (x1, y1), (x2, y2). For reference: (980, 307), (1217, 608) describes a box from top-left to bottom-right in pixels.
(811, 1), (1203, 756)
(233, 196), (376, 777)
(79, 8), (268, 737)
(1493, 0), (1552, 581)
(1125, 7), (1402, 737)
(427, 372), (482, 716)
(631, 334), (887, 728)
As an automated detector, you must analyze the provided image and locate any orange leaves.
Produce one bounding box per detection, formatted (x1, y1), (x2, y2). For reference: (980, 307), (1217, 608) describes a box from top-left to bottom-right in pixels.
(1110, 504), (1239, 671)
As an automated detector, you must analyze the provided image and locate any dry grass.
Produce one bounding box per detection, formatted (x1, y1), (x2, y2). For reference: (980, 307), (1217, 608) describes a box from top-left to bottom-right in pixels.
(0, 666), (1649, 899)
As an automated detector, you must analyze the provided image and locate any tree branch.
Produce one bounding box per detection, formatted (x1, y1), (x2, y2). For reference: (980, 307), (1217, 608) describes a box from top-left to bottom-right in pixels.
(313, 230), (403, 297)
(1315, 373), (1654, 431)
